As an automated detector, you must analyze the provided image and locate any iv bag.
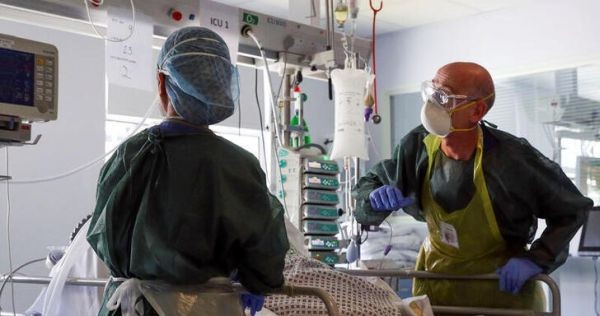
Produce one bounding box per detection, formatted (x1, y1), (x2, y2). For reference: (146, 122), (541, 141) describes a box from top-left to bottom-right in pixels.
(329, 68), (371, 160)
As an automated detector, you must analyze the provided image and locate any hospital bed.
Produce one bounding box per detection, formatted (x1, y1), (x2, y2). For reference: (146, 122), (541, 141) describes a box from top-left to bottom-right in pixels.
(1, 262), (559, 316)
(340, 269), (561, 316)
(0, 218), (343, 316)
(3, 213), (554, 316)
(2, 217), (420, 316)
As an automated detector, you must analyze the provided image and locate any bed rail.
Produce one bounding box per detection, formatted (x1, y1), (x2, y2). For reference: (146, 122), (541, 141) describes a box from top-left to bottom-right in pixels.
(340, 269), (559, 316)
(0, 275), (341, 316)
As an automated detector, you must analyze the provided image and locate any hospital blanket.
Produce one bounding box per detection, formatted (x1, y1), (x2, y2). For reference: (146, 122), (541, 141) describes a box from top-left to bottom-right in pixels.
(264, 251), (415, 315)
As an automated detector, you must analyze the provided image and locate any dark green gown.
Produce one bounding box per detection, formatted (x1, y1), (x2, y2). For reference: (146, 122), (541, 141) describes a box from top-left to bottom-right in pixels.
(87, 119), (289, 315)
(352, 123), (591, 272)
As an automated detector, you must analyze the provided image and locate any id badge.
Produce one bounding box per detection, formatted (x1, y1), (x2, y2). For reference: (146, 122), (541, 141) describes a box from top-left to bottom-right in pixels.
(440, 221), (460, 249)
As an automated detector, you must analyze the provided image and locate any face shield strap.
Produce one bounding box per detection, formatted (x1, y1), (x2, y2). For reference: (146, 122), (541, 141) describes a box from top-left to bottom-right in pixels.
(158, 52), (233, 74)
(448, 92), (494, 114)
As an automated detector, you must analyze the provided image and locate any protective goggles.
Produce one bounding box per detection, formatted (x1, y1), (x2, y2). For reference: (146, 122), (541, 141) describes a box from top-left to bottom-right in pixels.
(421, 80), (480, 110)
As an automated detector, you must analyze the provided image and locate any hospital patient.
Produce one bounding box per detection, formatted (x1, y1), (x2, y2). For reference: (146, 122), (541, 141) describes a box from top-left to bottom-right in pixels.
(261, 220), (432, 316)
(86, 26), (289, 316)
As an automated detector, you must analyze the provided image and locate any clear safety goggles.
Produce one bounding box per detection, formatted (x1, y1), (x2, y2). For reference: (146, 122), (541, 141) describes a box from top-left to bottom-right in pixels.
(421, 80), (479, 110)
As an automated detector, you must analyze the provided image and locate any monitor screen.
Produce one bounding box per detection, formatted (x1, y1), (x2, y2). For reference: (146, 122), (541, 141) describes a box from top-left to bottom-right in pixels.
(0, 47), (35, 107)
(579, 206), (600, 256)
(0, 33), (57, 122)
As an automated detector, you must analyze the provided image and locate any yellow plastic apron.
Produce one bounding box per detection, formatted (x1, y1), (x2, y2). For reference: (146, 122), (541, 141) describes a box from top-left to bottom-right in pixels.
(413, 127), (544, 311)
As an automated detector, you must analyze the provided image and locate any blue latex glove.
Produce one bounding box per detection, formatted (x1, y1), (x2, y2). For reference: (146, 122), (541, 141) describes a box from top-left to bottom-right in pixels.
(241, 293), (264, 316)
(369, 185), (414, 211)
(496, 258), (543, 294)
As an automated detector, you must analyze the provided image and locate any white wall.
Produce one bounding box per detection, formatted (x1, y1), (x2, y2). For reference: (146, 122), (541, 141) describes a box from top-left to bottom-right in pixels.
(377, 0), (600, 89)
(373, 0), (600, 313)
(372, 0), (600, 161)
(0, 19), (105, 312)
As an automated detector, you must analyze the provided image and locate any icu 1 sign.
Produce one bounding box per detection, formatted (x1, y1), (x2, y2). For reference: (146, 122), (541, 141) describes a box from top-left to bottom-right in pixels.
(199, 0), (240, 63)
(210, 17), (229, 29)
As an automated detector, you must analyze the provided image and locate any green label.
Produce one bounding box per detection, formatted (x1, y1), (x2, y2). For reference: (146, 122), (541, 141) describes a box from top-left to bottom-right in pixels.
(319, 208), (338, 217)
(324, 240), (339, 248)
(321, 178), (339, 187)
(309, 238), (338, 248)
(323, 163), (338, 172)
(243, 12), (259, 25)
(278, 148), (289, 157)
(320, 193), (338, 202)
(319, 223), (337, 232)
(323, 255), (338, 264)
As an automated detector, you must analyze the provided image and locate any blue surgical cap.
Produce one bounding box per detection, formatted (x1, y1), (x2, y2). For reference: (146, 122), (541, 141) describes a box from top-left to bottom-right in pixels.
(157, 27), (239, 125)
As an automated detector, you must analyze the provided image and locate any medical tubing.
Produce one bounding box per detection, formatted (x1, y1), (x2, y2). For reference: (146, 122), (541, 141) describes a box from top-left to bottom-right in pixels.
(295, 143), (327, 155)
(247, 31), (284, 148)
(237, 98), (241, 136)
(0, 258), (45, 312)
(247, 37), (290, 218)
(254, 69), (269, 177)
(370, 3), (379, 115)
(366, 123), (381, 161)
(360, 229), (369, 244)
(595, 256), (599, 316)
(275, 54), (289, 118)
(384, 219), (393, 251)
(338, 175), (356, 185)
(84, 0), (136, 42)
(325, 0), (331, 49)
(10, 96), (157, 184)
(343, 157), (351, 217)
(254, 58), (290, 219)
(2, 148), (15, 316)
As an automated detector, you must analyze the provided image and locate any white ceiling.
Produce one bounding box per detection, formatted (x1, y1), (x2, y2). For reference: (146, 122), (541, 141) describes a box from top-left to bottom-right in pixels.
(214, 0), (530, 38)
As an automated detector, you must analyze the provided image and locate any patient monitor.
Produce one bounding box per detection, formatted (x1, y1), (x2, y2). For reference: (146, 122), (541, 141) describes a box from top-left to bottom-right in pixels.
(0, 33), (58, 142)
(578, 206), (600, 257)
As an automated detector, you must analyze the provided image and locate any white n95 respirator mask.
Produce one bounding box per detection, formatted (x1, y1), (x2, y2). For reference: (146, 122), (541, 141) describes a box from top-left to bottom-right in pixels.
(421, 100), (452, 137)
(420, 99), (481, 137)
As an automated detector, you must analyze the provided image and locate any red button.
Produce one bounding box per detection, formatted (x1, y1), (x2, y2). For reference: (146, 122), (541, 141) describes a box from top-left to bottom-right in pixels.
(172, 11), (183, 21)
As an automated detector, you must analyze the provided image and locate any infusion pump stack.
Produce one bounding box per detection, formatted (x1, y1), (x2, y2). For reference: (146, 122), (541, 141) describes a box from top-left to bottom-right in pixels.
(0, 33), (58, 144)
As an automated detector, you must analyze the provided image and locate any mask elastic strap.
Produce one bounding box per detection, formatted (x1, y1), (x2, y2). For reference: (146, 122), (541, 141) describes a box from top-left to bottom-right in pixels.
(450, 125), (478, 133)
(448, 93), (496, 133)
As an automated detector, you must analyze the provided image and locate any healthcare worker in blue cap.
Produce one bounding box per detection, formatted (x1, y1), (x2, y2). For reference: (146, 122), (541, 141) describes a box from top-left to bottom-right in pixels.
(353, 62), (591, 312)
(87, 26), (289, 316)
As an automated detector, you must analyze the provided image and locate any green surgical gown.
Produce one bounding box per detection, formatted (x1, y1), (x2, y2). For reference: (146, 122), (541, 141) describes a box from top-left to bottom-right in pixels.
(87, 120), (289, 315)
(352, 124), (591, 272)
